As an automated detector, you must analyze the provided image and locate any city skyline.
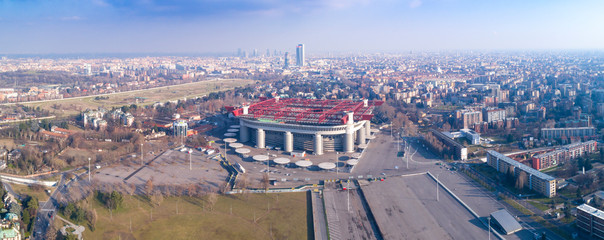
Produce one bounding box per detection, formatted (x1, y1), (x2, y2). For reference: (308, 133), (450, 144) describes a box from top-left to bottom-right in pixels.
(1, 0), (604, 54)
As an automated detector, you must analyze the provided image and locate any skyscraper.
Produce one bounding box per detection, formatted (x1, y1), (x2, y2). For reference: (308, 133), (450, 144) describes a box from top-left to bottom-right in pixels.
(284, 52), (289, 69)
(296, 44), (305, 66)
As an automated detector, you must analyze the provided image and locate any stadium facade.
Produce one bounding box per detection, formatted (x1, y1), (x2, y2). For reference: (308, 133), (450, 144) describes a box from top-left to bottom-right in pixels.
(227, 97), (383, 155)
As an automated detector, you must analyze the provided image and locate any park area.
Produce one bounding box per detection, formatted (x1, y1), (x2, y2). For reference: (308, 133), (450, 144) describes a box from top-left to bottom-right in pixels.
(79, 192), (308, 240)
(23, 78), (254, 117)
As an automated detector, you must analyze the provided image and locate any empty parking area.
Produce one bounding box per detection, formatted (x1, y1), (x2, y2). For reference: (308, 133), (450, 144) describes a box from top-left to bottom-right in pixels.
(323, 186), (378, 240)
(95, 149), (228, 191)
(361, 174), (488, 240)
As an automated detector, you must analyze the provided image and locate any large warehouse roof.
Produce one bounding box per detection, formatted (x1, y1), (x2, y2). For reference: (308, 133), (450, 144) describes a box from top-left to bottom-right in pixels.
(490, 209), (522, 235)
(227, 97), (383, 125)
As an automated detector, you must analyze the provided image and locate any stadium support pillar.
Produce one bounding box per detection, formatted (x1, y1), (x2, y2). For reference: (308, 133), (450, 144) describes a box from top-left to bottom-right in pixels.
(357, 127), (366, 145)
(284, 131), (293, 153)
(344, 127), (354, 153)
(240, 122), (249, 142)
(314, 134), (323, 155)
(256, 128), (265, 149)
(365, 121), (371, 137)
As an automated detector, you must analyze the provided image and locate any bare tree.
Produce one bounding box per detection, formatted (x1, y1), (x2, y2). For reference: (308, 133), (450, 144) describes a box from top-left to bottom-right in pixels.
(515, 171), (527, 190)
(145, 178), (154, 196)
(206, 192), (218, 211)
(151, 191), (164, 207)
(261, 173), (270, 190)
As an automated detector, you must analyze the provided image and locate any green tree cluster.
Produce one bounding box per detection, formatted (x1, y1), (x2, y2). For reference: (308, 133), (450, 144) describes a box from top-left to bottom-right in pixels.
(96, 190), (123, 210)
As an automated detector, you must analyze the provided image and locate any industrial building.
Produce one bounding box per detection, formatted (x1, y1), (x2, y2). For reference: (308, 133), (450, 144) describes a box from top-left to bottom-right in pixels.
(227, 97), (382, 155)
(577, 203), (604, 239)
(486, 150), (556, 198)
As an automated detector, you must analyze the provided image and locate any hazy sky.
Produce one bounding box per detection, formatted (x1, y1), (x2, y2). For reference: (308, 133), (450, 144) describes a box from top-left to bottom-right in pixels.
(1, 0), (603, 54)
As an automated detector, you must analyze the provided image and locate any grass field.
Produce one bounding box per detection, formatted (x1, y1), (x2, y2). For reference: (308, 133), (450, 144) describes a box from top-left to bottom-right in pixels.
(23, 79), (254, 117)
(11, 184), (54, 202)
(81, 192), (308, 240)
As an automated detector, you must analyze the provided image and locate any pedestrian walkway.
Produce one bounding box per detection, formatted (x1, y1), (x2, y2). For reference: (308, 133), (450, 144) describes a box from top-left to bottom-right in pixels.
(311, 190), (329, 240)
(57, 215), (85, 240)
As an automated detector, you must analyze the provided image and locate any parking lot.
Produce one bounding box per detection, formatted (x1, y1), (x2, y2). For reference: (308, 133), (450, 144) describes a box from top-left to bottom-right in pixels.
(94, 149), (228, 192)
(323, 183), (379, 240)
(361, 174), (489, 240)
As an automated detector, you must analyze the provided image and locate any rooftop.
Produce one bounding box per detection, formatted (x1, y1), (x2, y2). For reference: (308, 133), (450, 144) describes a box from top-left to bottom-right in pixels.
(228, 97), (383, 125)
(490, 209), (522, 235)
(578, 203), (604, 221)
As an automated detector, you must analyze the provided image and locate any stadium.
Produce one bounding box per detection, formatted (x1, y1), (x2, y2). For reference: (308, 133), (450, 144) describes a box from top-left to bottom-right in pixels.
(226, 97), (383, 155)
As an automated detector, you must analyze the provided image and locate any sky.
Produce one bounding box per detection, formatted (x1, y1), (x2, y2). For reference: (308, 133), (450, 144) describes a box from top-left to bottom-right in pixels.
(1, 0), (603, 54)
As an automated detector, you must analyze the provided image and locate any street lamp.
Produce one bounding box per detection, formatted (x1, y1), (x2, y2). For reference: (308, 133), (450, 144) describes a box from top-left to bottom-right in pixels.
(488, 216), (491, 240)
(336, 152), (339, 177)
(88, 157), (91, 182)
(436, 170), (444, 202)
(141, 143), (144, 166)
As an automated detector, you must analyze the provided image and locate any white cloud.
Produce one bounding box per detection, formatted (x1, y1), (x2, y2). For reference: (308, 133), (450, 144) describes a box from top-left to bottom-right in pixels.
(61, 16), (83, 21)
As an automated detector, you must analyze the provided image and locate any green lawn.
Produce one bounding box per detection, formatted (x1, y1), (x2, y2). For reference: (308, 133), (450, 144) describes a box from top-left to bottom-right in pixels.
(83, 192), (308, 240)
(11, 184), (53, 202)
(503, 198), (533, 216)
(528, 200), (551, 211)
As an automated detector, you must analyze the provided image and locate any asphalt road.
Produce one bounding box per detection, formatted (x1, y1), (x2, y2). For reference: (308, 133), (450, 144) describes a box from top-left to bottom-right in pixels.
(32, 174), (65, 240)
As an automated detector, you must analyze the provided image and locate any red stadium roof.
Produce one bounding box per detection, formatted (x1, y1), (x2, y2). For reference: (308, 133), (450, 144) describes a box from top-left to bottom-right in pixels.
(228, 98), (383, 125)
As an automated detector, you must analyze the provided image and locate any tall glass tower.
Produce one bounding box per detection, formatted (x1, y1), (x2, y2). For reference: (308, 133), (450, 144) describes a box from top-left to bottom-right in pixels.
(296, 44), (305, 66)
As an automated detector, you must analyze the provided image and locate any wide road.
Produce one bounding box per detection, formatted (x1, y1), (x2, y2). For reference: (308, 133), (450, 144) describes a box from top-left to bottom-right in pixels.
(32, 170), (91, 239)
(32, 174), (65, 240)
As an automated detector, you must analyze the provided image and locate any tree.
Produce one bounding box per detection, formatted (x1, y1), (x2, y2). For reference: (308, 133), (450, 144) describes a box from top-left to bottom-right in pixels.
(564, 202), (571, 219)
(515, 171), (527, 190)
(86, 209), (97, 231)
(22, 210), (31, 229)
(109, 191), (123, 210)
(577, 157), (585, 170)
(585, 158), (593, 171)
(151, 191), (164, 207)
(145, 179), (154, 196)
(261, 173), (270, 190)
(207, 192), (218, 211)
(8, 202), (21, 215)
(46, 223), (58, 240)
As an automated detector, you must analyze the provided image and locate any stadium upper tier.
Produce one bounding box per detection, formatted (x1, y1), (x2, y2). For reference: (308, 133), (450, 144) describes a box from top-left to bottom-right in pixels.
(226, 97), (383, 126)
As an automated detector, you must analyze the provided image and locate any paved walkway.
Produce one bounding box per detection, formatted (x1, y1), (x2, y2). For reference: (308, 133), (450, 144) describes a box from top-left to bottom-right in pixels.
(57, 214), (85, 240)
(311, 190), (328, 240)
